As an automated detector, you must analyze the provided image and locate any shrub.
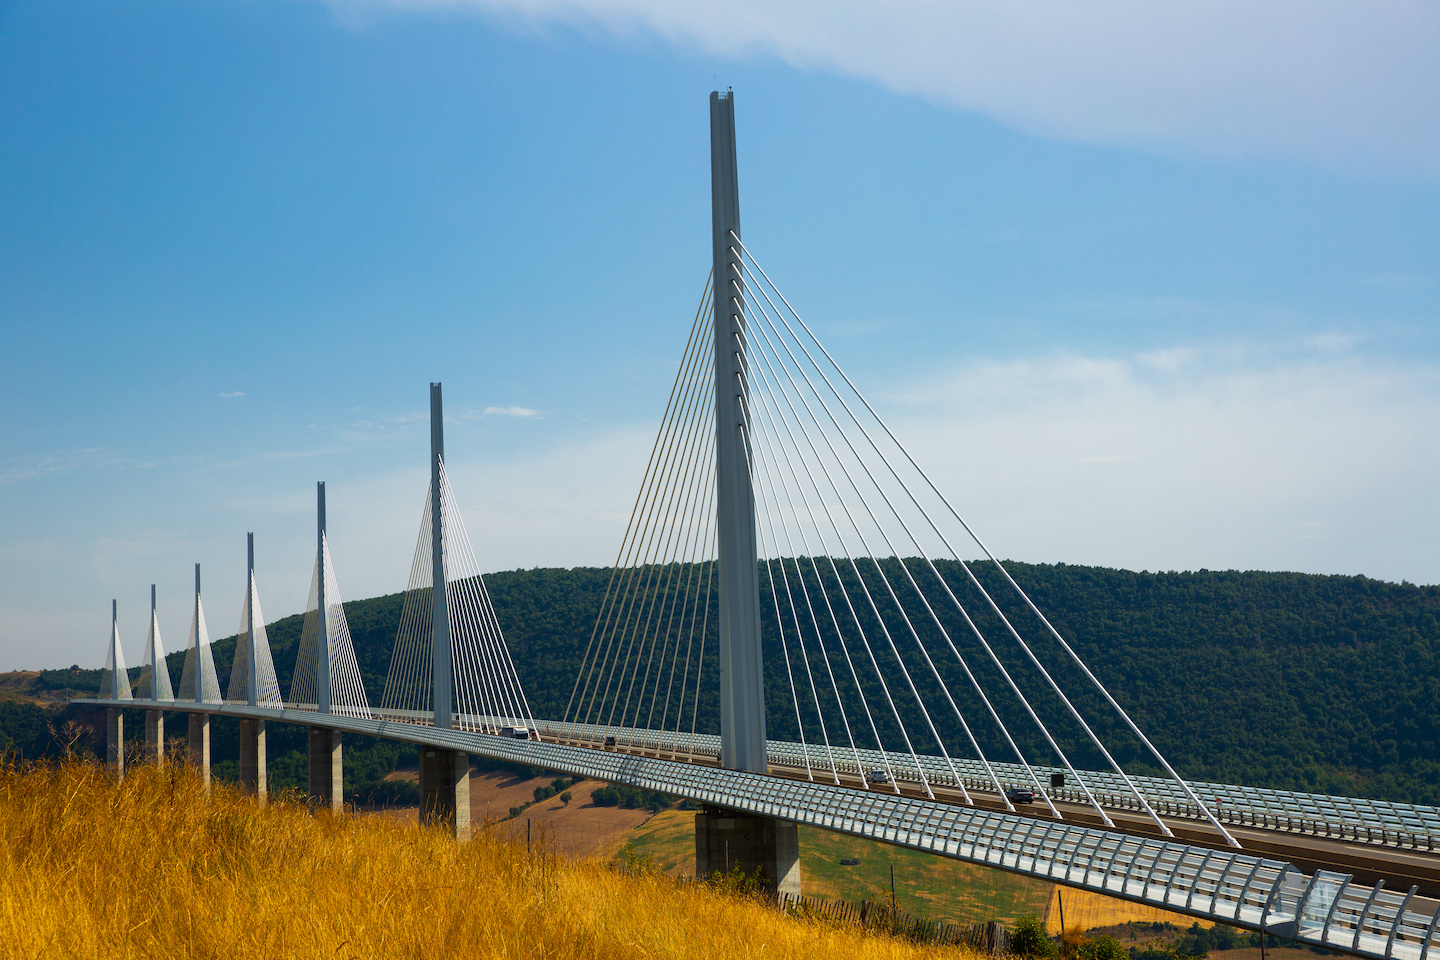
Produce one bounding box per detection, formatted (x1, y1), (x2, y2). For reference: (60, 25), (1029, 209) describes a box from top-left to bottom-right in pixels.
(1077, 935), (1128, 960)
(1009, 913), (1059, 960)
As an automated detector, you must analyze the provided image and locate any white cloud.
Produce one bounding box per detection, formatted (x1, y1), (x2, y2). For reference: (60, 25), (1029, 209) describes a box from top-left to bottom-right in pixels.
(220, 391), (245, 398)
(327, 0), (1440, 176)
(481, 405), (540, 417)
(884, 344), (1440, 581)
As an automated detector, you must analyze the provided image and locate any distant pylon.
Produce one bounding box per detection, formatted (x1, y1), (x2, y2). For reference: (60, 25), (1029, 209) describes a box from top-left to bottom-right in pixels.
(290, 482), (372, 718)
(99, 599), (133, 700)
(136, 584), (174, 701)
(178, 564), (221, 703)
(227, 533), (283, 707)
(379, 382), (536, 734)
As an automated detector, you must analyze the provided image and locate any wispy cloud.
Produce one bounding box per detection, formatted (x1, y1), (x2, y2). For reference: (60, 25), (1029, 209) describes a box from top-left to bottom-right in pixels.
(482, 405), (540, 418)
(326, 0), (1440, 176)
(220, 391), (245, 398)
(0, 448), (132, 485)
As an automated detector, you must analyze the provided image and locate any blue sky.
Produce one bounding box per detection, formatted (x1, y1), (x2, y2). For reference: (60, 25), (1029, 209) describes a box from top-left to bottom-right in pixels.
(2, 0), (1437, 670)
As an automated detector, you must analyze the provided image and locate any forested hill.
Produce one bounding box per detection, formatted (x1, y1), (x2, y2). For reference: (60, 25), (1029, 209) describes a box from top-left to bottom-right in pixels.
(20, 562), (1440, 805)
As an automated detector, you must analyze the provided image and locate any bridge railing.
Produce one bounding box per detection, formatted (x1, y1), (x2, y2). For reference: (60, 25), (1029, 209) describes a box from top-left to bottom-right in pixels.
(545, 717), (1440, 853)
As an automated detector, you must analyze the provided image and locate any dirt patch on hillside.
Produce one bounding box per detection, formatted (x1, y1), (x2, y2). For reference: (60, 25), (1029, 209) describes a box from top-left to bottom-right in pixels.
(365, 767), (656, 859)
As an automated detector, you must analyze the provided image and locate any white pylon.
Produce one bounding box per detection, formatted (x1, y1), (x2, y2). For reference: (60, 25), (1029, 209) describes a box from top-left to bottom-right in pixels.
(137, 584), (174, 701)
(227, 533), (283, 708)
(178, 563), (221, 703)
(100, 599), (133, 701)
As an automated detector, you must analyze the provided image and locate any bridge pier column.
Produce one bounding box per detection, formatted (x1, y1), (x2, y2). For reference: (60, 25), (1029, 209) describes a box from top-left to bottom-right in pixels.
(187, 713), (210, 787)
(145, 709), (164, 765)
(418, 748), (469, 840)
(308, 727), (343, 811)
(239, 718), (266, 800)
(695, 806), (801, 898)
(105, 708), (124, 779)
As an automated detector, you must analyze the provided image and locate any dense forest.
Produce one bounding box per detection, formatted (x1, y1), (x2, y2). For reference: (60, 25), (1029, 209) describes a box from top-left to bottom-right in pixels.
(4, 561), (1437, 805)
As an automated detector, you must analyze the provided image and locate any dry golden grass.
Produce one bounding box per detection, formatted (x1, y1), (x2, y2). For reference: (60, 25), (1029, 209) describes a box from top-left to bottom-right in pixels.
(0, 759), (979, 960)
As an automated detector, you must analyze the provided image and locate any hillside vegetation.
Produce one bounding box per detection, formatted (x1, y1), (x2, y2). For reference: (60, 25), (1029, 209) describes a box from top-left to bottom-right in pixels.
(5, 561), (1437, 803)
(0, 759), (965, 960)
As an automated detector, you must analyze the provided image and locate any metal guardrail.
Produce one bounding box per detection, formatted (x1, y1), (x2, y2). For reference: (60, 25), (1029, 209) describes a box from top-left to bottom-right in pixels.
(77, 698), (1440, 960)
(538, 718), (1440, 853)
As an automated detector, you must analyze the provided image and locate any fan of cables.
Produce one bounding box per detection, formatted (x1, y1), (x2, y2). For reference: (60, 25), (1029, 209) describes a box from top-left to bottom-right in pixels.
(289, 534), (371, 718)
(227, 569), (283, 708)
(564, 235), (1237, 847)
(380, 463), (536, 734)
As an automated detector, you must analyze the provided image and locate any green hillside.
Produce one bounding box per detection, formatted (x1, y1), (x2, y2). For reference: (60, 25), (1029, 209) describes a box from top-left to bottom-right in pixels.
(5, 561), (1438, 805)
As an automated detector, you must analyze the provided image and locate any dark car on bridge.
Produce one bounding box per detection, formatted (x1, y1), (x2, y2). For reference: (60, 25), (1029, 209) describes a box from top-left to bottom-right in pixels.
(1006, 786), (1036, 804)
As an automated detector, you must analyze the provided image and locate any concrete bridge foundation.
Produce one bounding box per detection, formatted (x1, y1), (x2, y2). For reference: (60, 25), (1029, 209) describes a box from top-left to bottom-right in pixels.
(188, 713), (210, 787)
(308, 727), (343, 811)
(106, 708), (124, 779)
(419, 748), (469, 839)
(239, 718), (266, 799)
(695, 806), (801, 897)
(145, 710), (164, 765)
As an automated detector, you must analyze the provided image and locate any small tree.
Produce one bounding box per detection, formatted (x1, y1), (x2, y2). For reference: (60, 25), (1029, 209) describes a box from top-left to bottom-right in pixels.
(1077, 935), (1128, 960)
(1010, 913), (1059, 960)
(560, 791), (572, 805)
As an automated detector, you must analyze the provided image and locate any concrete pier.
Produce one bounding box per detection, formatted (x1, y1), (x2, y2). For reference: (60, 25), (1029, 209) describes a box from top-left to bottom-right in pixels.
(695, 806), (801, 897)
(187, 713), (210, 787)
(238, 718), (266, 799)
(308, 727), (343, 811)
(145, 709), (164, 765)
(418, 748), (469, 839)
(106, 708), (124, 779)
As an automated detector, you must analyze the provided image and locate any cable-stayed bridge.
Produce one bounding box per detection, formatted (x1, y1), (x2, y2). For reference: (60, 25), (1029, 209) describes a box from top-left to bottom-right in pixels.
(77, 92), (1439, 960)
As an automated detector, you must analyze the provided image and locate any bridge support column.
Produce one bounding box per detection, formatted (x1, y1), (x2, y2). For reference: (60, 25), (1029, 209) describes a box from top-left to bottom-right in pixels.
(239, 718), (266, 800)
(145, 709), (164, 765)
(105, 708), (124, 779)
(695, 806), (801, 898)
(308, 727), (343, 811)
(187, 713), (210, 787)
(418, 748), (469, 840)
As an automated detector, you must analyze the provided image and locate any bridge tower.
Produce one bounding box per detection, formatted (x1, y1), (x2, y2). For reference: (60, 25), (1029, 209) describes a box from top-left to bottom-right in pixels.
(142, 584), (167, 764)
(697, 90), (800, 897)
(238, 533), (268, 800)
(417, 382), (471, 839)
(186, 563), (212, 787)
(102, 598), (131, 778)
(307, 481), (344, 811)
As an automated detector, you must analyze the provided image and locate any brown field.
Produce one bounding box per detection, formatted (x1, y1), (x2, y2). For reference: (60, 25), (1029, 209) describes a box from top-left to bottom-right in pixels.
(377, 766), (657, 856)
(0, 758), (979, 960)
(1043, 885), (1216, 934)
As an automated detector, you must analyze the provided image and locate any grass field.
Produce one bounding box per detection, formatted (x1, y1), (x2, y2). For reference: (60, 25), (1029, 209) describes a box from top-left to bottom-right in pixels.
(0, 758), (981, 960)
(623, 808), (1053, 925)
